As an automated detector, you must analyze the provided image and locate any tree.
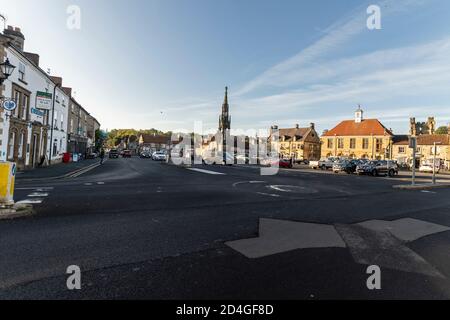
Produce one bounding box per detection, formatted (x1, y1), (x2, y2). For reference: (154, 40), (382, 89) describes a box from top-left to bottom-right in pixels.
(435, 126), (448, 135)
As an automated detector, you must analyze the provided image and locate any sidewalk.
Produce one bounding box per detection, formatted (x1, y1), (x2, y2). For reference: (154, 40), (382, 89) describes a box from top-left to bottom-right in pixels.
(16, 159), (100, 181)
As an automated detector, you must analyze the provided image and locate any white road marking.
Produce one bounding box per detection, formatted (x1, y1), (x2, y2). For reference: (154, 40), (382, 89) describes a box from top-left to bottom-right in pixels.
(15, 187), (54, 191)
(256, 192), (281, 198)
(97, 182), (105, 185)
(27, 193), (49, 197)
(187, 168), (226, 175)
(16, 199), (43, 204)
(84, 183), (93, 186)
(232, 181), (266, 188)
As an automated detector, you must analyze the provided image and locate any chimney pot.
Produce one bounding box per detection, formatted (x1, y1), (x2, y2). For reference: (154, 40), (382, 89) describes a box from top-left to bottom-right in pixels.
(295, 124), (300, 129)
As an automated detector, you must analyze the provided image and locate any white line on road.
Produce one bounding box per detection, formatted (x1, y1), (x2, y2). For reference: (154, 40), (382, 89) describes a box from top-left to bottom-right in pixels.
(187, 168), (226, 175)
(16, 199), (43, 204)
(15, 187), (54, 191)
(256, 192), (281, 198)
(27, 193), (49, 197)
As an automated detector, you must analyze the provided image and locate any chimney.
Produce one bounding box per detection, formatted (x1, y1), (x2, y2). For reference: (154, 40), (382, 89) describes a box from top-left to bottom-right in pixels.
(62, 87), (72, 97)
(24, 52), (40, 66)
(3, 25), (25, 51)
(410, 118), (417, 136)
(295, 124), (300, 129)
(322, 129), (329, 136)
(50, 76), (63, 87)
(310, 123), (315, 130)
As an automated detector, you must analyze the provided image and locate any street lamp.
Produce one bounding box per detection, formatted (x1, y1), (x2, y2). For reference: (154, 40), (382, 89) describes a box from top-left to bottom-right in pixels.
(0, 58), (16, 86)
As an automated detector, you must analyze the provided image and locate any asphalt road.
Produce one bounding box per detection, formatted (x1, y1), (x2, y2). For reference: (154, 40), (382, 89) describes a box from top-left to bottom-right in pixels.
(1, 157), (450, 299)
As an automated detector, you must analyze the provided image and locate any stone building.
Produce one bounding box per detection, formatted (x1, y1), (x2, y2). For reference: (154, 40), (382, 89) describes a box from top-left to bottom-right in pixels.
(321, 106), (395, 160)
(392, 118), (450, 169)
(270, 123), (321, 161)
(67, 96), (89, 156)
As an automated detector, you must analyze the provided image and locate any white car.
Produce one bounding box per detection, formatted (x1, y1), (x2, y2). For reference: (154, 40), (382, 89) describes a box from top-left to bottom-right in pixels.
(152, 151), (167, 161)
(419, 164), (440, 173)
(203, 152), (235, 165)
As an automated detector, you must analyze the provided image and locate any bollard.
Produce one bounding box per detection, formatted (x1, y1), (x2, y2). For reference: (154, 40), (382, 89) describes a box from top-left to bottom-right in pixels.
(0, 161), (16, 207)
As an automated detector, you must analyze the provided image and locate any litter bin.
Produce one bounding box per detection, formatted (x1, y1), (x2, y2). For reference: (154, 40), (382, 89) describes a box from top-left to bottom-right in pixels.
(0, 162), (16, 206)
(63, 152), (71, 163)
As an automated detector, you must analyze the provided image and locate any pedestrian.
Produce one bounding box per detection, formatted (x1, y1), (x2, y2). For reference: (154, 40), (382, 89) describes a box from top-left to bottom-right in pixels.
(100, 148), (105, 165)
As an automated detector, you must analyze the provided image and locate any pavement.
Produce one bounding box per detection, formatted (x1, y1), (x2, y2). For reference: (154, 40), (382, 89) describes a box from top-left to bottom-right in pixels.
(1, 157), (449, 299)
(15, 158), (100, 181)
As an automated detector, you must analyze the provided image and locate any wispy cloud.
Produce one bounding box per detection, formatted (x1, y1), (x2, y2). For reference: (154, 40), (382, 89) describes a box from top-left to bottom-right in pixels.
(235, 0), (428, 96)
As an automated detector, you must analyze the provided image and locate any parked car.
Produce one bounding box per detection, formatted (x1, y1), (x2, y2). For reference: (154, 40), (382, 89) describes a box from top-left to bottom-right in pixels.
(86, 152), (97, 159)
(109, 149), (119, 159)
(310, 157), (338, 170)
(273, 158), (293, 168)
(419, 163), (440, 174)
(333, 159), (359, 174)
(152, 151), (167, 161)
(122, 150), (132, 158)
(203, 152), (235, 165)
(140, 151), (152, 159)
(356, 160), (398, 177)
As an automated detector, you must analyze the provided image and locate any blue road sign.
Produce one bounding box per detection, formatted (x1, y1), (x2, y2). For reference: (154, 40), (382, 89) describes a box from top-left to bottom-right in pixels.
(2, 100), (17, 111)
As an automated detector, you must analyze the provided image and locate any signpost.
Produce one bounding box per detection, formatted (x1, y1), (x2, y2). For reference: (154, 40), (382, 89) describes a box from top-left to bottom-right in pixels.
(36, 91), (52, 110)
(409, 137), (417, 186)
(432, 142), (441, 185)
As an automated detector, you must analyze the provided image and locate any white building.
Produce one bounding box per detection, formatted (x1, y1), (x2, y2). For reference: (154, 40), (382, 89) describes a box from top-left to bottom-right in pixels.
(47, 76), (69, 163)
(0, 27), (56, 169)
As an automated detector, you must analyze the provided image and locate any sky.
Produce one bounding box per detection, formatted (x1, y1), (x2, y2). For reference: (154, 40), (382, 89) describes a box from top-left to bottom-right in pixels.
(1, 0), (450, 135)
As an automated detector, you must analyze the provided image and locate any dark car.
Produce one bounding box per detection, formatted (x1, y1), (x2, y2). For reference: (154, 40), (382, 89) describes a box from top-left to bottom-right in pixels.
(140, 151), (152, 158)
(333, 159), (359, 174)
(122, 150), (132, 158)
(356, 160), (398, 177)
(109, 149), (119, 159)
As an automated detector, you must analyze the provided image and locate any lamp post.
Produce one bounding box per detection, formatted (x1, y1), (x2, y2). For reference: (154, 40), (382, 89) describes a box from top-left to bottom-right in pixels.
(432, 142), (442, 185)
(0, 58), (16, 87)
(48, 82), (61, 165)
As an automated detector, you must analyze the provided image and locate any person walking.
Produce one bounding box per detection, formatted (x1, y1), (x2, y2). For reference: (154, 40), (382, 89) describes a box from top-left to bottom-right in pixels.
(100, 148), (105, 165)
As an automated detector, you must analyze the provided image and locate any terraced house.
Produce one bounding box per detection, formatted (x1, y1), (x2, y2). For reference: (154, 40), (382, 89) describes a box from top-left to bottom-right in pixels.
(0, 26), (52, 169)
(321, 107), (395, 160)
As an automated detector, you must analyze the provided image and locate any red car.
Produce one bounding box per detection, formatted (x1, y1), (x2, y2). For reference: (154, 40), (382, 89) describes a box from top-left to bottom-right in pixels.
(122, 150), (132, 158)
(272, 159), (293, 168)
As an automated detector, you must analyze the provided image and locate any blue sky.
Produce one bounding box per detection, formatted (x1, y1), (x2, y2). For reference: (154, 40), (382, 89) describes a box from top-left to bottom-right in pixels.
(1, 0), (450, 134)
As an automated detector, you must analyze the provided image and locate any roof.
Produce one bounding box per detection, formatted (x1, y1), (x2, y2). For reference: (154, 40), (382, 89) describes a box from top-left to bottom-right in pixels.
(393, 134), (450, 146)
(322, 119), (394, 137)
(276, 127), (311, 142)
(139, 134), (170, 144)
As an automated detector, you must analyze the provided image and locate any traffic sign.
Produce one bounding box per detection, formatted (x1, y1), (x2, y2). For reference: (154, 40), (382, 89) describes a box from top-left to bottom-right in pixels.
(2, 99), (17, 111)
